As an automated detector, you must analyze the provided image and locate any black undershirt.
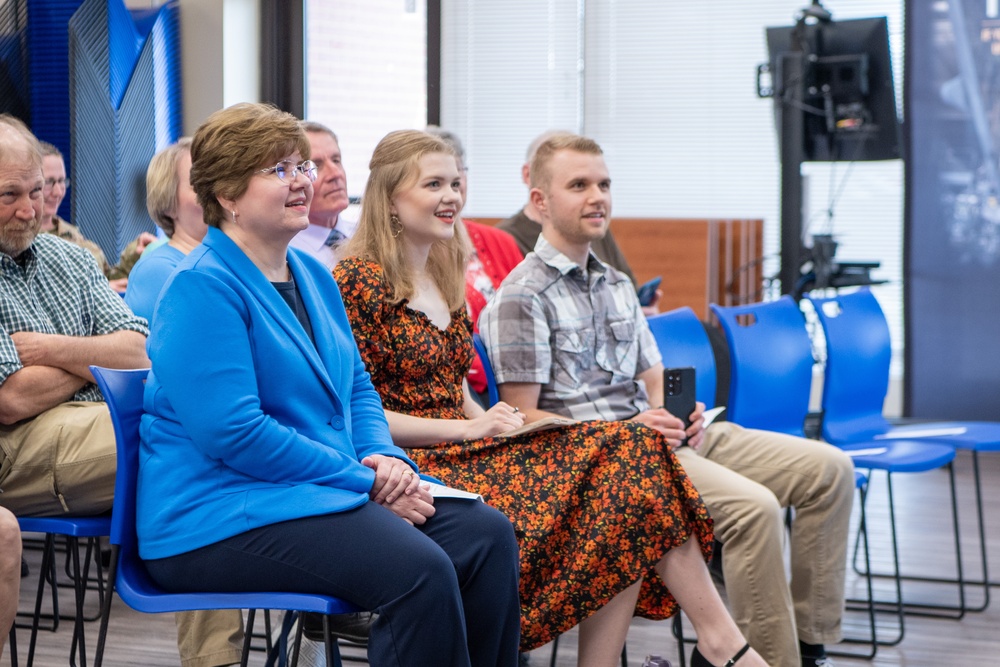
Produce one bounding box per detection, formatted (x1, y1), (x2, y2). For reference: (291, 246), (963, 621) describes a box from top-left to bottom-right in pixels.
(271, 275), (315, 345)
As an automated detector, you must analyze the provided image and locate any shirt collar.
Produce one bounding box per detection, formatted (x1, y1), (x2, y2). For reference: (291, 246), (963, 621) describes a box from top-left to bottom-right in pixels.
(1, 238), (38, 277)
(533, 234), (607, 281)
(294, 223), (338, 251)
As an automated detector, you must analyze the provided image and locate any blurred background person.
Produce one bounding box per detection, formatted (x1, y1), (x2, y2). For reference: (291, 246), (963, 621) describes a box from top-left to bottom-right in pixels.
(287, 121), (355, 269)
(125, 138), (208, 321)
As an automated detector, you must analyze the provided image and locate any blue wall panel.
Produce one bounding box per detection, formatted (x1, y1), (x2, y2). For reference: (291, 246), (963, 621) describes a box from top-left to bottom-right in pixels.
(68, 0), (180, 259)
(905, 0), (1000, 418)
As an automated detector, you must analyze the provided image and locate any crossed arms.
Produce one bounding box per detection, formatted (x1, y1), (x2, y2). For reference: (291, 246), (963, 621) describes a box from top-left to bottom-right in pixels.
(0, 330), (148, 425)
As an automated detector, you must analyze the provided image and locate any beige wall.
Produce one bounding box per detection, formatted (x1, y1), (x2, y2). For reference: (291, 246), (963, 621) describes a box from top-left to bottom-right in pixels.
(125, 0), (260, 134)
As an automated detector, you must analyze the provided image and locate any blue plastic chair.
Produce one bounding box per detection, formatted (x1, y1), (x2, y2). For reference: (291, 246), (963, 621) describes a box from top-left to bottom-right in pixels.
(471, 333), (500, 407)
(711, 297), (964, 640)
(89, 367), (361, 667)
(650, 306), (876, 658)
(646, 307), (718, 408)
(807, 287), (1000, 611)
(16, 514), (110, 667)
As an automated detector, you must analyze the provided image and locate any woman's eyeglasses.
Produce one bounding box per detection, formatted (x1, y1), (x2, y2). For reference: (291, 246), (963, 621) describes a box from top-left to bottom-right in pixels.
(257, 160), (318, 183)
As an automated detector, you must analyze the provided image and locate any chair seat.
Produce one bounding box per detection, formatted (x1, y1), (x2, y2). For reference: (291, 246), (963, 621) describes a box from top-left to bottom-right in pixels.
(842, 440), (956, 472)
(877, 422), (1000, 451)
(115, 560), (361, 616)
(18, 515), (111, 538)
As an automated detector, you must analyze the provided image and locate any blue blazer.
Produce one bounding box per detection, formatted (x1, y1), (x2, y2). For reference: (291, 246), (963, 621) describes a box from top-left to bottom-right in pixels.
(138, 227), (415, 559)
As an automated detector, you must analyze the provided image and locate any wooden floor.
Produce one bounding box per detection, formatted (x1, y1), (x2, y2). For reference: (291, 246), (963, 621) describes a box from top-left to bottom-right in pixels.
(7, 448), (1000, 667)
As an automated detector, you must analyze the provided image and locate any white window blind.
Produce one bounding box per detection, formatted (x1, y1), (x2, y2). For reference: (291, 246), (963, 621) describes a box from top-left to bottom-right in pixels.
(305, 0), (427, 200)
(440, 0), (906, 374)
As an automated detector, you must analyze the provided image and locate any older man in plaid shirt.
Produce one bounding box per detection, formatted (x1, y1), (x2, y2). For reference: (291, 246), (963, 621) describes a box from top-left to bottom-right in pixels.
(0, 115), (149, 515)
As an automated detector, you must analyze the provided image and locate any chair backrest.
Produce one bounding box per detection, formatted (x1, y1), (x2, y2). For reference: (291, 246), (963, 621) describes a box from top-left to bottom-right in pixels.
(646, 307), (718, 409)
(710, 296), (813, 436)
(90, 367), (157, 599)
(805, 287), (893, 442)
(472, 333), (500, 407)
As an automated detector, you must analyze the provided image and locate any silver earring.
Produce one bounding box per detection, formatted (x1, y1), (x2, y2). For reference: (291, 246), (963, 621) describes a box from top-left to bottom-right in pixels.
(231, 209), (238, 224)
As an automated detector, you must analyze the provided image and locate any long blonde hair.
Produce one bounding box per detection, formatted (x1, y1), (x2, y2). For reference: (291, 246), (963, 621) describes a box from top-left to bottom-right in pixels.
(342, 129), (469, 311)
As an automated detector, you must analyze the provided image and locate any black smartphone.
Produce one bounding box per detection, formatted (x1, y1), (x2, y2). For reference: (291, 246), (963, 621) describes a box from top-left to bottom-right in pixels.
(663, 367), (697, 430)
(636, 276), (662, 307)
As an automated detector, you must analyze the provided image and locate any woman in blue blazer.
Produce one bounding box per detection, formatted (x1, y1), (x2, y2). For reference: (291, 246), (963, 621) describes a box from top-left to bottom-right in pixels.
(138, 103), (520, 667)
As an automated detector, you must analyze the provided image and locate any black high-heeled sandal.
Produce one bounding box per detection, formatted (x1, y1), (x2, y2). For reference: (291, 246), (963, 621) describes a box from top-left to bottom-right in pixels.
(691, 643), (751, 667)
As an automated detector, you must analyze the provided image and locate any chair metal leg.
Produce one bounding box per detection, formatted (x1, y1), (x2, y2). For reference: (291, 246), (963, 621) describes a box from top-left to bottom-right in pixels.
(8, 622), (18, 667)
(847, 465), (968, 621)
(878, 452), (993, 608)
(671, 615), (687, 667)
(290, 611), (304, 667)
(548, 634), (559, 667)
(240, 608), (256, 667)
(92, 544), (120, 667)
(67, 536), (90, 667)
(322, 614), (343, 667)
(830, 481), (879, 659)
(26, 533), (56, 667)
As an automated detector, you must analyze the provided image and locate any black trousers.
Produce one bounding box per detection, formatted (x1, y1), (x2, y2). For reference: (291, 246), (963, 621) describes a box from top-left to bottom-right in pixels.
(146, 499), (521, 667)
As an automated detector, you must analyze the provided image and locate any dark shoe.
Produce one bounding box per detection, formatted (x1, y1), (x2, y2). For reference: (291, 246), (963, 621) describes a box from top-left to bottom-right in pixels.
(301, 611), (376, 645)
(691, 643), (751, 667)
(800, 641), (833, 667)
(802, 658), (834, 667)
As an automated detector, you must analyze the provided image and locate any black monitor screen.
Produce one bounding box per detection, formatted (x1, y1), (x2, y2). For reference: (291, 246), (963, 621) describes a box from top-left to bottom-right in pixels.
(767, 17), (901, 162)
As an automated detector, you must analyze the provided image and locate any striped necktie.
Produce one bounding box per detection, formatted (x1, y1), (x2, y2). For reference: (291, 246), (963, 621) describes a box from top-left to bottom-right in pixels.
(324, 228), (347, 247)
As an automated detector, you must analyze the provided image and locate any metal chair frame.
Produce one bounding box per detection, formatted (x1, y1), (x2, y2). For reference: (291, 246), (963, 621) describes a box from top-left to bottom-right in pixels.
(711, 297), (964, 640)
(807, 287), (1000, 613)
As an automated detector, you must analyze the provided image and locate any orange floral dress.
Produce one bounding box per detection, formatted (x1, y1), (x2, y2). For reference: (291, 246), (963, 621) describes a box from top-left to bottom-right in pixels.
(334, 257), (713, 651)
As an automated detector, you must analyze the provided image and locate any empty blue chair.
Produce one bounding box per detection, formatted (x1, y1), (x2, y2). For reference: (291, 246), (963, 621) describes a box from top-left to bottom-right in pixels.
(808, 287), (1000, 611)
(89, 367), (361, 667)
(472, 333), (500, 407)
(711, 297), (965, 637)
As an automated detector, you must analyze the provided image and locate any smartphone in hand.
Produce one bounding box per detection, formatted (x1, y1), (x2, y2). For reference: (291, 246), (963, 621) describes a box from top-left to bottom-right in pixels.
(663, 367), (697, 430)
(636, 276), (662, 307)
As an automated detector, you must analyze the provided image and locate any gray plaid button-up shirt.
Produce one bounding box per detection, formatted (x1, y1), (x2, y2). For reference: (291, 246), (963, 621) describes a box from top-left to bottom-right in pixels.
(0, 234), (149, 402)
(480, 235), (660, 421)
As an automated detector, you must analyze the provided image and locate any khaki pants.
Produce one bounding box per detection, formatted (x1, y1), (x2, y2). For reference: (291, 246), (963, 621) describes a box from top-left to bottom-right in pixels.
(675, 422), (856, 667)
(0, 402), (115, 516)
(0, 402), (244, 667)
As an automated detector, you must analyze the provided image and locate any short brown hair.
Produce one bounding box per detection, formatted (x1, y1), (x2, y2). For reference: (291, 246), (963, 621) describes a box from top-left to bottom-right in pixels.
(342, 129), (469, 311)
(145, 137), (193, 237)
(529, 133), (603, 191)
(0, 114), (42, 171)
(190, 103), (310, 228)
